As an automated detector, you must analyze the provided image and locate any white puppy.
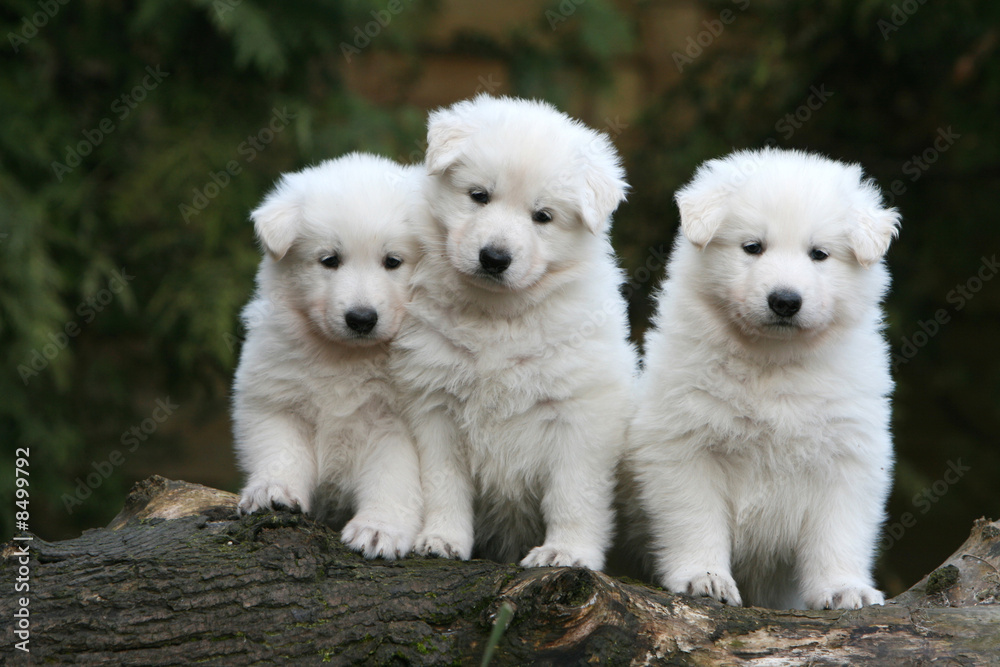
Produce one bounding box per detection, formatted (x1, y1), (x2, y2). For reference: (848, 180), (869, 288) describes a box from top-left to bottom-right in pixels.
(393, 95), (637, 570)
(233, 153), (423, 560)
(628, 148), (900, 609)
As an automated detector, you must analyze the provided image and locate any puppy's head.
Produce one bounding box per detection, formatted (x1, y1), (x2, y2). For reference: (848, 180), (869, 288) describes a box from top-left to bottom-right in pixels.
(675, 148), (900, 342)
(251, 153), (421, 346)
(423, 94), (628, 294)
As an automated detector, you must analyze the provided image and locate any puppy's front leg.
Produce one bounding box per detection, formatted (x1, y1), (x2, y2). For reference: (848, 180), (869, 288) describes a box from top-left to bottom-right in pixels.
(797, 458), (887, 610)
(236, 410), (316, 515)
(342, 423), (423, 560)
(638, 446), (742, 606)
(411, 405), (474, 560)
(521, 419), (616, 571)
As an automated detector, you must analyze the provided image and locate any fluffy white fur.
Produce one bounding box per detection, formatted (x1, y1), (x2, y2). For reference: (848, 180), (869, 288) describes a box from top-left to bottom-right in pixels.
(233, 153), (424, 560)
(628, 148), (900, 609)
(392, 95), (637, 570)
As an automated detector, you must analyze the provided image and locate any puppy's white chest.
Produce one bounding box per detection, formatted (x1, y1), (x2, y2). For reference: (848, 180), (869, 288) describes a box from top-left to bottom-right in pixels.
(699, 362), (832, 450)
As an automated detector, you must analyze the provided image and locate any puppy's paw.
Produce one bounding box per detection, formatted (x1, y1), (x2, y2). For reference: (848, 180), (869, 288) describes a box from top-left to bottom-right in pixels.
(520, 545), (604, 571)
(668, 570), (743, 607)
(341, 516), (415, 560)
(805, 584), (884, 610)
(238, 480), (310, 516)
(414, 531), (472, 560)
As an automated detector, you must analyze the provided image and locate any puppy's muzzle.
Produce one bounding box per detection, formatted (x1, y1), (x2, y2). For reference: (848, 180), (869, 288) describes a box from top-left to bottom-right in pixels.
(767, 289), (802, 318)
(479, 245), (512, 276)
(345, 307), (378, 335)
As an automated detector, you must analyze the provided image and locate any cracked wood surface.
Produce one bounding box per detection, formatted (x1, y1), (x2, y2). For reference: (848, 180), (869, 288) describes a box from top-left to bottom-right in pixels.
(2, 476), (998, 665)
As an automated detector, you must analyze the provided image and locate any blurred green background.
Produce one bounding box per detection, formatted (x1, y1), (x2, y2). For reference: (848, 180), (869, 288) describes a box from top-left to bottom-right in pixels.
(2, 0), (997, 595)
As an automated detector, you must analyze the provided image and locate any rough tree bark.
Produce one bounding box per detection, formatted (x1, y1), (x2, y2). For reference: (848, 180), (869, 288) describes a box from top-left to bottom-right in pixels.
(2, 476), (998, 665)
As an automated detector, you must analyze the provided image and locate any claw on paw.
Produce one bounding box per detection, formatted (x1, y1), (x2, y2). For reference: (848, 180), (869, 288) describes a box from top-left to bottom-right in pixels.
(670, 570), (743, 607)
(238, 481), (310, 516)
(341, 517), (414, 560)
(414, 533), (471, 560)
(520, 545), (602, 570)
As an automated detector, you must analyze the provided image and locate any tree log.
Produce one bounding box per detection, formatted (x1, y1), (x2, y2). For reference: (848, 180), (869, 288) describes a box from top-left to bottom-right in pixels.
(3, 476), (998, 665)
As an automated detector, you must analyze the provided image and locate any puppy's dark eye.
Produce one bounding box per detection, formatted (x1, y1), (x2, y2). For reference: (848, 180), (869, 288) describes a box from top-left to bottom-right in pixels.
(320, 254), (341, 269)
(532, 210), (553, 224)
(742, 242), (763, 255)
(469, 189), (490, 205)
(384, 255), (403, 270)
(810, 248), (829, 261)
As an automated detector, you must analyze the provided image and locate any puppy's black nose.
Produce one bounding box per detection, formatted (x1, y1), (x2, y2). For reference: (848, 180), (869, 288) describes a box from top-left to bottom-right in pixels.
(479, 246), (512, 275)
(768, 290), (802, 318)
(345, 307), (378, 334)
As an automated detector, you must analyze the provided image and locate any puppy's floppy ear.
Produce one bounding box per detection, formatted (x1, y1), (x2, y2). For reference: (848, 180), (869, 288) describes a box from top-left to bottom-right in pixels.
(579, 134), (629, 235)
(675, 159), (732, 249)
(251, 176), (301, 260)
(847, 170), (901, 267)
(425, 106), (475, 176)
